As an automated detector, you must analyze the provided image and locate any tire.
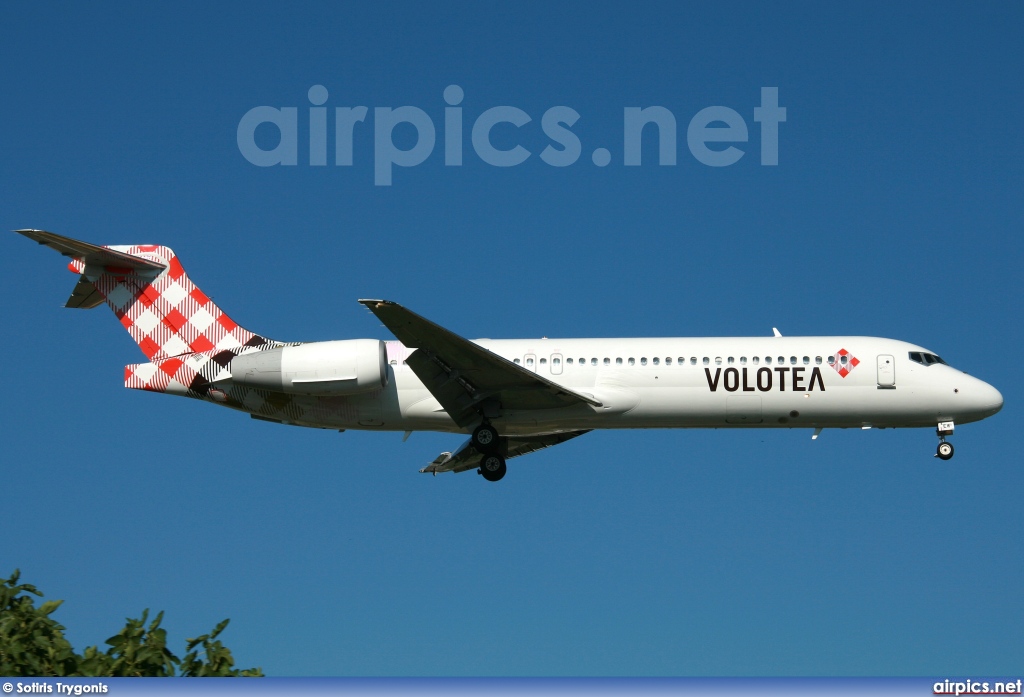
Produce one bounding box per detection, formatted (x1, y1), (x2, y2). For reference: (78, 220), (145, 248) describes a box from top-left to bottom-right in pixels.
(479, 454), (506, 482)
(472, 423), (499, 453)
(936, 442), (954, 460)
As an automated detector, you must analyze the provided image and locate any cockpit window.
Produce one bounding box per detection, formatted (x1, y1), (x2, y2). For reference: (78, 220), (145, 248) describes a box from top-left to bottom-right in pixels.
(909, 351), (947, 366)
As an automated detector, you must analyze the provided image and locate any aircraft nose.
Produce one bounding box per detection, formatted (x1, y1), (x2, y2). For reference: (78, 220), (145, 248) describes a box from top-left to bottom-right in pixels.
(969, 378), (1003, 417)
(982, 382), (1004, 415)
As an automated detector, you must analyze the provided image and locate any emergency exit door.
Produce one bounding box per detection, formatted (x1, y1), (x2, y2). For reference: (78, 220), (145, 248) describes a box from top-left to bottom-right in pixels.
(877, 354), (895, 388)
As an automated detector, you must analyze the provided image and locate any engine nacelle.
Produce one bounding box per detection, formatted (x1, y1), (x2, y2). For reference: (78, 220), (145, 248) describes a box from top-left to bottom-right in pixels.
(230, 339), (388, 396)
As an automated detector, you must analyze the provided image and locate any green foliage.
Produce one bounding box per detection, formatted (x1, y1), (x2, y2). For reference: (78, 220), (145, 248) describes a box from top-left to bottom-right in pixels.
(181, 618), (261, 677)
(0, 569), (262, 677)
(0, 570), (79, 676)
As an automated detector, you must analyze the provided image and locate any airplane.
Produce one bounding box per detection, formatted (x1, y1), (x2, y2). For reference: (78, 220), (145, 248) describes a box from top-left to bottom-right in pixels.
(16, 229), (1003, 482)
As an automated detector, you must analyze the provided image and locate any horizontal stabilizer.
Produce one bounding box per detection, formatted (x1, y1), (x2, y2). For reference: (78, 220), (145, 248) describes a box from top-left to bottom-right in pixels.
(18, 228), (272, 361)
(64, 275), (106, 309)
(14, 229), (167, 271)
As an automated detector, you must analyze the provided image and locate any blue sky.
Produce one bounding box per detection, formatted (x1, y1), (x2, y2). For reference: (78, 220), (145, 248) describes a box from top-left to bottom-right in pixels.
(2, 1), (1021, 676)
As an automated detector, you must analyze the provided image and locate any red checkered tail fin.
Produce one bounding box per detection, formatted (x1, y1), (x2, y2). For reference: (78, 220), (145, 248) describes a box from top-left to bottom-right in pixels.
(16, 229), (273, 360)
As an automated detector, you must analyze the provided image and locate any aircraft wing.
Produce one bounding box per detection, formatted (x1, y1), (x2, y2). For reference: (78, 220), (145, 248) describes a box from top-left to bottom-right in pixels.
(359, 299), (602, 428)
(422, 430), (591, 474)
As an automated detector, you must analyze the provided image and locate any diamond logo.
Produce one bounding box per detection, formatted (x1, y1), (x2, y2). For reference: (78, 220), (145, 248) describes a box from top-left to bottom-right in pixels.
(832, 348), (860, 378)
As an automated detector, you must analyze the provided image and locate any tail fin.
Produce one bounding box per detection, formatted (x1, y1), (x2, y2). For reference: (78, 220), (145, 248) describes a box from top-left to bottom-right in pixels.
(17, 229), (272, 360)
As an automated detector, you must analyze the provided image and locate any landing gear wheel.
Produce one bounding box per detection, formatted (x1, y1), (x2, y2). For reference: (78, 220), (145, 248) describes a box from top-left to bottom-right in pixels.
(472, 423), (500, 453)
(479, 453), (506, 482)
(936, 441), (954, 460)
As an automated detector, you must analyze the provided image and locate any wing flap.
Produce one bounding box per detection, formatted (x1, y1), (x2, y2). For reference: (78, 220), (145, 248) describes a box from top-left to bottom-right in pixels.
(421, 430), (591, 474)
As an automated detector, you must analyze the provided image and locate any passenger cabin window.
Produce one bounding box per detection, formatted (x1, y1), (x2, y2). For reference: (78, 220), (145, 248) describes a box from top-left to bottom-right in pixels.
(666, 357), (673, 365)
(553, 357), (561, 367)
(727, 357), (735, 364)
(740, 357), (747, 365)
(566, 358), (573, 364)
(653, 357), (660, 365)
(715, 357), (722, 365)
(591, 358), (598, 366)
(815, 356), (822, 365)
(526, 357), (534, 367)
(514, 358), (521, 364)
(604, 358), (610, 366)
(765, 356), (772, 365)
(629, 357), (636, 366)
(828, 355), (836, 365)
(690, 357), (697, 365)
(641, 357), (648, 365)
(540, 358), (547, 365)
(616, 357), (623, 365)
(703, 357), (710, 365)
(790, 356), (797, 365)
(803, 356), (810, 364)
(778, 356), (785, 364)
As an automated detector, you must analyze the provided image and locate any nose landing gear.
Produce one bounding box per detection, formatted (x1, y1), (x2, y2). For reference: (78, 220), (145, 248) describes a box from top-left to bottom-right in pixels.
(935, 421), (955, 460)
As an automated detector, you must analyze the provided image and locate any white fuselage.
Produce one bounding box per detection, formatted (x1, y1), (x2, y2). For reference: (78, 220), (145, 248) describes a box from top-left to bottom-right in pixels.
(18, 230), (1001, 448)
(265, 335), (1002, 436)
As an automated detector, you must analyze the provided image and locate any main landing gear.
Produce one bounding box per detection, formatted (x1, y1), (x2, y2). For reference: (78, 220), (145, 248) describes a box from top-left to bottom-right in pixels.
(935, 420), (955, 460)
(479, 453), (507, 482)
(473, 421), (507, 482)
(472, 423), (500, 453)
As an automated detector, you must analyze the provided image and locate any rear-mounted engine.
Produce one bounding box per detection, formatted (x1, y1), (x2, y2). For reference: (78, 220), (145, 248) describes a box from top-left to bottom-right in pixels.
(229, 339), (388, 396)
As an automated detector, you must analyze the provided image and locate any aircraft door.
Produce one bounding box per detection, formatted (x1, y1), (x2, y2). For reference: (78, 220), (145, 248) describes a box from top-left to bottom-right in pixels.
(524, 353), (537, 372)
(877, 354), (896, 388)
(551, 353), (563, 375)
